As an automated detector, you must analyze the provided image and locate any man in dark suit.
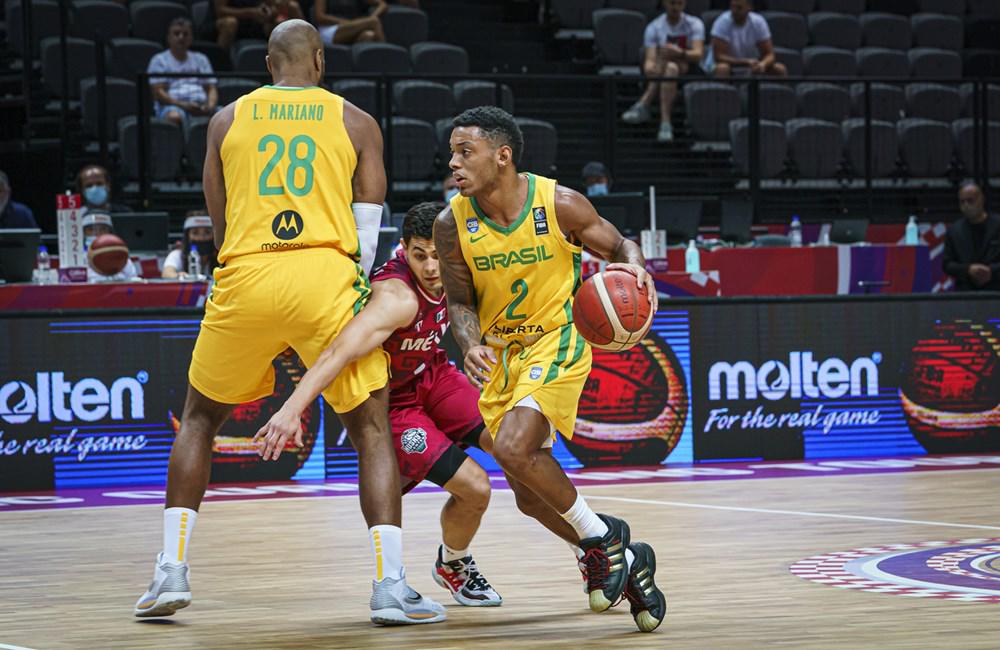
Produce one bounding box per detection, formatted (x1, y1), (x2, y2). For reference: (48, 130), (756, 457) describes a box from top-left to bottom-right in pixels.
(943, 181), (1000, 291)
(0, 170), (38, 229)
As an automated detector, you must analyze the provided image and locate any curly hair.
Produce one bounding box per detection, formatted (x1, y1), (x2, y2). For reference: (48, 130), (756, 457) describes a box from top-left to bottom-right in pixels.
(452, 106), (523, 166)
(402, 201), (444, 243)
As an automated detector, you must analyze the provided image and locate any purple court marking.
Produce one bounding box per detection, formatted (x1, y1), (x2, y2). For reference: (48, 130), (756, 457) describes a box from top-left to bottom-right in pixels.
(2, 453), (1000, 512)
(791, 539), (1000, 603)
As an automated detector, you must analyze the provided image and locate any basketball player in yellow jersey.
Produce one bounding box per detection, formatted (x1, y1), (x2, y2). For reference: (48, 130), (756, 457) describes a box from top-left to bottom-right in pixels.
(133, 20), (445, 626)
(435, 107), (666, 633)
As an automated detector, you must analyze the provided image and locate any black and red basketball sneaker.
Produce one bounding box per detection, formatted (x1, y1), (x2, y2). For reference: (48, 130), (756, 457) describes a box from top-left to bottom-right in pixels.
(579, 513), (631, 612)
(623, 541), (665, 632)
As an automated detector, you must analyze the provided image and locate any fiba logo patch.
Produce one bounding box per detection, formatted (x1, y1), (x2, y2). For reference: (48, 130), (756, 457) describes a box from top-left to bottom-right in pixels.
(401, 427), (428, 454)
(529, 366), (543, 380)
(272, 210), (304, 240)
(466, 218), (479, 233)
(532, 207), (549, 235)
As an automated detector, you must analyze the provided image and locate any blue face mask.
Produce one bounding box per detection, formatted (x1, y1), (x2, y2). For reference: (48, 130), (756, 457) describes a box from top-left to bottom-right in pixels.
(444, 188), (460, 202)
(587, 183), (609, 197)
(84, 185), (108, 206)
(84, 235), (96, 251)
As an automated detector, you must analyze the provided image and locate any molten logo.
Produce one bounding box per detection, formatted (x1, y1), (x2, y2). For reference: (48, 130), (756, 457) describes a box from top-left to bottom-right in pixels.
(0, 371), (147, 424)
(271, 210), (303, 240)
(708, 352), (881, 401)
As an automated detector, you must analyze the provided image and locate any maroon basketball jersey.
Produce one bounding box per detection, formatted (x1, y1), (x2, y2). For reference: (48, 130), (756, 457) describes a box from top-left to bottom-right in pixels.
(370, 249), (450, 396)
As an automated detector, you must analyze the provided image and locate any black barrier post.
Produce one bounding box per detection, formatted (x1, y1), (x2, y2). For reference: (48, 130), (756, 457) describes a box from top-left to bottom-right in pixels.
(58, 0), (70, 163)
(95, 35), (109, 170)
(605, 77), (616, 179)
(382, 75), (393, 193)
(864, 79), (872, 221)
(748, 78), (760, 223)
(20, 0), (33, 145)
(137, 72), (150, 207)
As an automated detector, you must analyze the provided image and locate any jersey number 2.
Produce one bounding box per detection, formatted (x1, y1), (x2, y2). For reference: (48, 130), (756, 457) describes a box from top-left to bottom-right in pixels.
(506, 279), (529, 321)
(258, 134), (316, 197)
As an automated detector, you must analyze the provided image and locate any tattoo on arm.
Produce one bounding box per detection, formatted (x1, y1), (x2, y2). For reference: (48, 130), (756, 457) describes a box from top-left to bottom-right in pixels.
(611, 235), (645, 267)
(434, 209), (481, 354)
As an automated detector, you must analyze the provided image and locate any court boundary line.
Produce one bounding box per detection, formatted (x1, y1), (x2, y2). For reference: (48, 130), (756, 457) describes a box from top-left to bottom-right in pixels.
(0, 642), (39, 650)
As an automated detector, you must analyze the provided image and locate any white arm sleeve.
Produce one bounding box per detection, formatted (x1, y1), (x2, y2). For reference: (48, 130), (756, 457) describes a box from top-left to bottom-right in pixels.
(352, 202), (382, 276)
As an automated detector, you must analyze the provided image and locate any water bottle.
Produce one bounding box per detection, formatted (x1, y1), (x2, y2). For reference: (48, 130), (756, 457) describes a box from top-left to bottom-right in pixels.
(789, 215), (803, 248)
(188, 247), (202, 279)
(684, 240), (700, 273)
(36, 245), (51, 284)
(904, 215), (919, 245)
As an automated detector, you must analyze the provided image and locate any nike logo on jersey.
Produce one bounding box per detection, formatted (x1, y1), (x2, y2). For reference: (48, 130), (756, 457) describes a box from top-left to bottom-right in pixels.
(470, 233), (488, 244)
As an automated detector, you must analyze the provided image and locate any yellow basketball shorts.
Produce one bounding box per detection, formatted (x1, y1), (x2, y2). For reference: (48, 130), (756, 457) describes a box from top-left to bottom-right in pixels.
(189, 248), (389, 413)
(478, 323), (592, 440)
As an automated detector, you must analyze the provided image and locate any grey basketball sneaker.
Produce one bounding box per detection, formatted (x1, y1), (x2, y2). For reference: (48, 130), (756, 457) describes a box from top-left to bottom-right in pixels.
(134, 552), (191, 617)
(370, 570), (447, 625)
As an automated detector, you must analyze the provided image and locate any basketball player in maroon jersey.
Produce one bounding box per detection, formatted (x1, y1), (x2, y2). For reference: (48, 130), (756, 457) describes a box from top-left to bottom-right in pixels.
(255, 202), (503, 605)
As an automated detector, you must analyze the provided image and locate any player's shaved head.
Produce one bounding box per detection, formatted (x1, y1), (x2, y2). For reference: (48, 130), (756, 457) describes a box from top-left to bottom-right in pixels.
(266, 19), (324, 82)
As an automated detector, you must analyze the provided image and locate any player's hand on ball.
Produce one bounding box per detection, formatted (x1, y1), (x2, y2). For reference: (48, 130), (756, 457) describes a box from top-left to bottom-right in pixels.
(253, 407), (304, 461)
(606, 262), (658, 313)
(464, 345), (496, 390)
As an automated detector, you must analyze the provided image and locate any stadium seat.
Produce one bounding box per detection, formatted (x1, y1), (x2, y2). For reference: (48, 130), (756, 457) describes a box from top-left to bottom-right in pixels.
(381, 6), (429, 48)
(129, 1), (189, 44)
(808, 13), (862, 50)
(760, 11), (809, 50)
(918, 0), (964, 15)
(965, 17), (1000, 51)
(896, 117), (952, 177)
(797, 82), (851, 122)
(435, 116), (454, 162)
(606, 0), (660, 21)
(850, 82), (906, 121)
(185, 117), (210, 178)
(729, 118), (787, 178)
(910, 14), (963, 50)
(514, 118), (558, 174)
(684, 0), (711, 16)
(856, 47), (909, 77)
(551, 0), (602, 29)
(907, 47), (961, 78)
(842, 118), (900, 177)
(388, 117), (436, 180)
(118, 116), (184, 180)
(952, 118), (1000, 175)
(7, 0), (62, 58)
(453, 80), (515, 113)
(866, 0), (919, 15)
(743, 82), (797, 122)
(701, 10), (724, 35)
(80, 76), (136, 139)
(773, 47), (804, 77)
(684, 82), (742, 141)
(765, 0), (815, 15)
(966, 0), (1000, 18)
(803, 46), (857, 76)
(216, 78), (259, 106)
(192, 41), (232, 72)
(324, 44), (352, 74)
(860, 13), (912, 50)
(410, 42), (469, 75)
(72, 0), (129, 41)
(958, 83), (1000, 119)
(333, 79), (378, 116)
(905, 83), (961, 122)
(593, 9), (646, 70)
(109, 38), (161, 80)
(393, 80), (456, 122)
(41, 37), (96, 99)
(233, 41), (268, 73)
(963, 49), (1000, 77)
(352, 43), (411, 74)
(817, 0), (866, 14)
(786, 118), (842, 178)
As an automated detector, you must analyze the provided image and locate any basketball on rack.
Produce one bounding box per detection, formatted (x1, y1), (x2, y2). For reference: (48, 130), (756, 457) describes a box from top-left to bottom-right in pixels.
(572, 269), (654, 351)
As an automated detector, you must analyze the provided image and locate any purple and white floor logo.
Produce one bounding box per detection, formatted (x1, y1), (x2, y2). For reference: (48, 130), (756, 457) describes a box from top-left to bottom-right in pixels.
(791, 539), (1000, 603)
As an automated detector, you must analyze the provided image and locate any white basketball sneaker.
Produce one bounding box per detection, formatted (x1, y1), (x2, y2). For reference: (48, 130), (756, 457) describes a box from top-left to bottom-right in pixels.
(134, 552), (191, 617)
(370, 570), (447, 625)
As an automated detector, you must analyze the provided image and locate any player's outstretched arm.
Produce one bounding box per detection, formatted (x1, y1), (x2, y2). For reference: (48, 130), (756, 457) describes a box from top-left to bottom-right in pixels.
(555, 186), (658, 312)
(202, 102), (236, 251)
(254, 279), (418, 460)
(434, 206), (496, 389)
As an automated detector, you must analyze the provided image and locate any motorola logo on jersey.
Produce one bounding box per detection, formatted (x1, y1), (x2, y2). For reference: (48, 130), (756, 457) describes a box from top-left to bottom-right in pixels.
(271, 210), (304, 240)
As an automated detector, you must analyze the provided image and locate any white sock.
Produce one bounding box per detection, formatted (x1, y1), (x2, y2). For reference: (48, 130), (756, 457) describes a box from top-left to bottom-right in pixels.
(370, 525), (404, 582)
(560, 494), (608, 540)
(442, 543), (469, 563)
(568, 541), (585, 561)
(162, 507), (197, 564)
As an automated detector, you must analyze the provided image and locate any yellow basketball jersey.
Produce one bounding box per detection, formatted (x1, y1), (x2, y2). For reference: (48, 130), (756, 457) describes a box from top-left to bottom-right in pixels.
(452, 173), (582, 348)
(218, 85), (358, 263)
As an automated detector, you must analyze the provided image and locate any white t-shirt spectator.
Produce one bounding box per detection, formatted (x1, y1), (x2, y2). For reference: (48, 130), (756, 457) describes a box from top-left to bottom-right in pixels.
(644, 13), (705, 51)
(710, 11), (772, 61)
(148, 50), (217, 111)
(163, 248), (184, 274)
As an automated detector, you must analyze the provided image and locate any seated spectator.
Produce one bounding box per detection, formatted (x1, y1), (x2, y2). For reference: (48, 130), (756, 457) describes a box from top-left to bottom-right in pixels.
(76, 164), (130, 216)
(149, 18), (219, 131)
(710, 0), (786, 78)
(443, 173), (459, 202)
(943, 182), (1000, 291)
(0, 170), (38, 229)
(215, 0), (304, 50)
(621, 0), (705, 143)
(82, 212), (140, 283)
(163, 213), (218, 279)
(582, 161), (612, 197)
(314, 0), (386, 45)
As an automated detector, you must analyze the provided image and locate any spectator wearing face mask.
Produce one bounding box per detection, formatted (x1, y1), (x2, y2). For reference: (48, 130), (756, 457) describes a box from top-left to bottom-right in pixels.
(76, 164), (131, 216)
(163, 214), (218, 279)
(443, 173), (460, 202)
(582, 161), (612, 198)
(82, 212), (140, 282)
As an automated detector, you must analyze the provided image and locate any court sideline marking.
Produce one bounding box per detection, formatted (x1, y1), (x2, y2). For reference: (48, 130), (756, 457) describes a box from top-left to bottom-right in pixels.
(582, 494), (1000, 531)
(0, 642), (39, 650)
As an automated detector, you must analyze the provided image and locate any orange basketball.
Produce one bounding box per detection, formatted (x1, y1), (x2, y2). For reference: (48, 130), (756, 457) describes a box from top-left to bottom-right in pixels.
(87, 233), (130, 276)
(572, 269), (654, 351)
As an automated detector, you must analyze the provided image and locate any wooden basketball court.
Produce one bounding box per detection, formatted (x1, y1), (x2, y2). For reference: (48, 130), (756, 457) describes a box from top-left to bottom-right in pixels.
(2, 464), (999, 649)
